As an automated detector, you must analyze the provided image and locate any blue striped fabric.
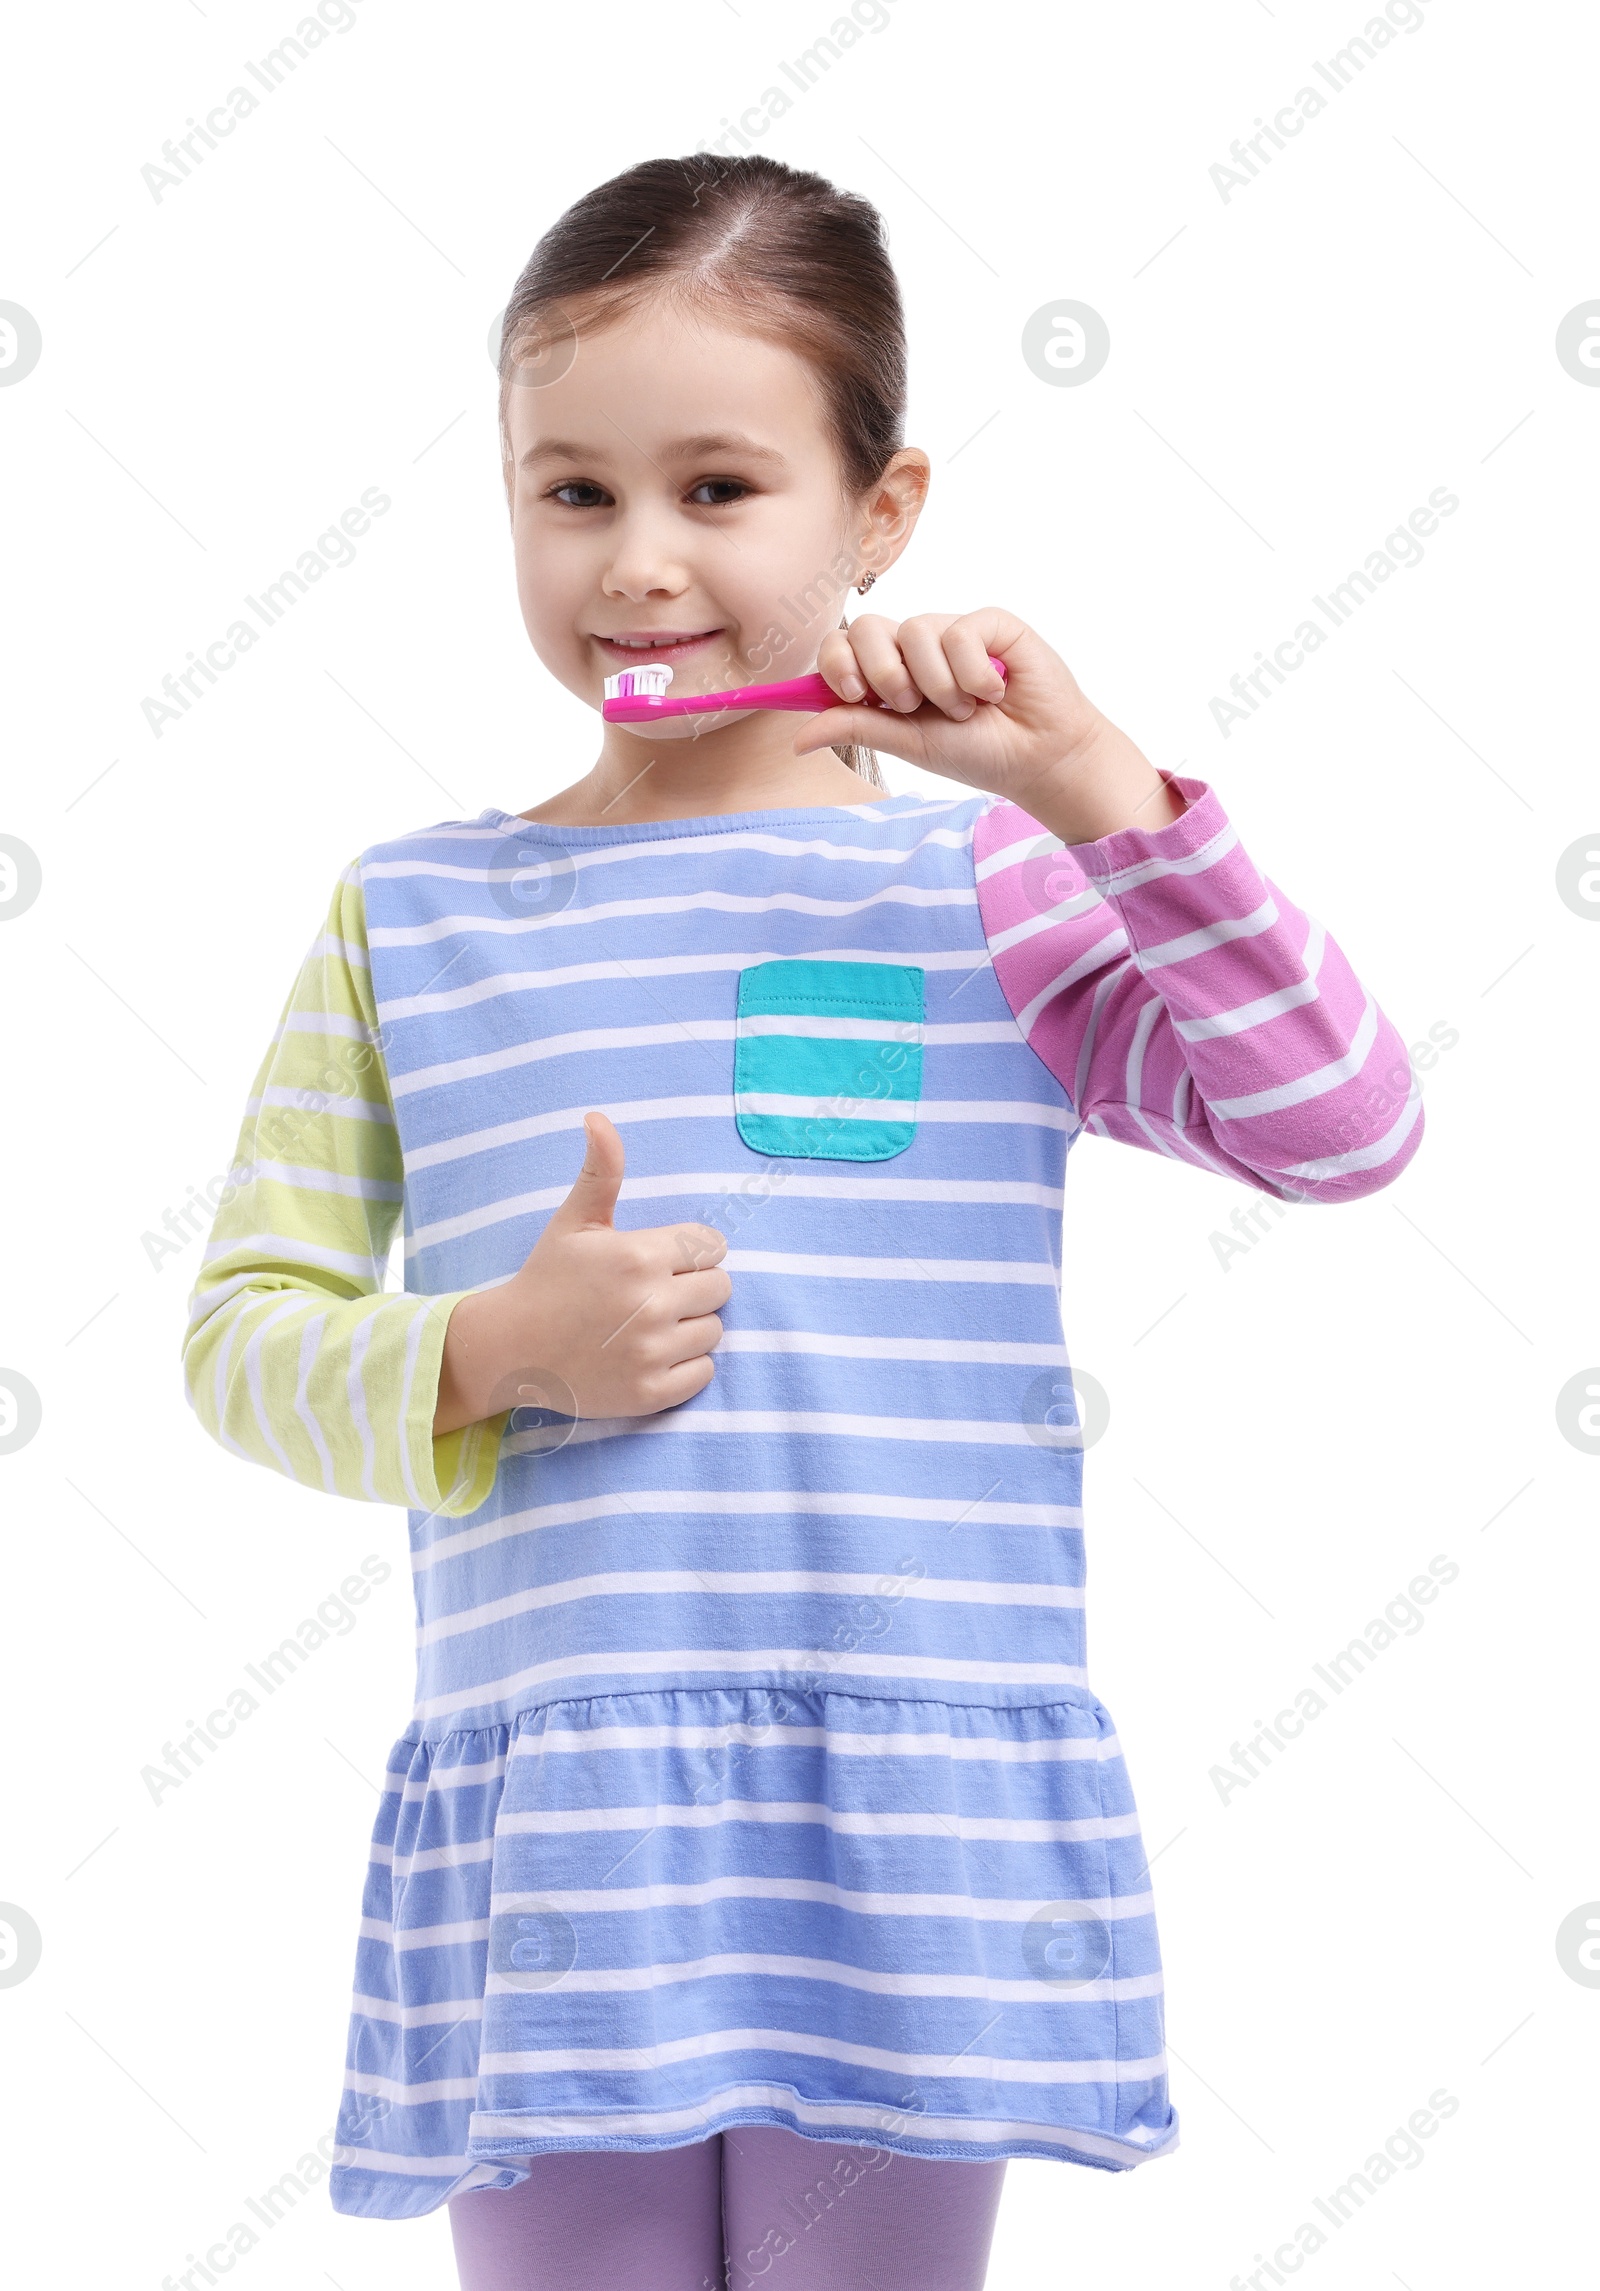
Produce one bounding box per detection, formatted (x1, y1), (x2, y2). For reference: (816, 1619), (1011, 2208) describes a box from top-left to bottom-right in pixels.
(329, 791), (1175, 2219)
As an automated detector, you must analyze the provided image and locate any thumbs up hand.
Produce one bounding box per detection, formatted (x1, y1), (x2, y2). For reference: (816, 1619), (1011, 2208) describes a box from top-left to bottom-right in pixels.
(433, 1111), (730, 1436)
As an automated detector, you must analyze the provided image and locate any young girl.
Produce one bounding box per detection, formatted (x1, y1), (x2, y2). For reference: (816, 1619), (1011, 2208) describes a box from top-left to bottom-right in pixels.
(184, 154), (1423, 2291)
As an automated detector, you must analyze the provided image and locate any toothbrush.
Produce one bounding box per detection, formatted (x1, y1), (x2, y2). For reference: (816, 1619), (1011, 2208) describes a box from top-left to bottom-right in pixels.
(602, 657), (1008, 723)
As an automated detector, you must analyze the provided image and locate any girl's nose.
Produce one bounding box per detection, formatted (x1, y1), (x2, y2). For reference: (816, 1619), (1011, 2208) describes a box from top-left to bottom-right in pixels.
(600, 511), (694, 603)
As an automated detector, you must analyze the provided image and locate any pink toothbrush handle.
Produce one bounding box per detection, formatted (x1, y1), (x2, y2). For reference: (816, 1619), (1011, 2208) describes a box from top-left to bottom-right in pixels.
(729, 672), (857, 713)
(737, 659), (1009, 713)
(603, 657), (1008, 722)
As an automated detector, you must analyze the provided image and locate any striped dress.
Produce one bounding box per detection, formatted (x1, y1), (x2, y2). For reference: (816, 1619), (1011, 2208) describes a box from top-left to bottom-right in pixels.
(182, 770), (1423, 2221)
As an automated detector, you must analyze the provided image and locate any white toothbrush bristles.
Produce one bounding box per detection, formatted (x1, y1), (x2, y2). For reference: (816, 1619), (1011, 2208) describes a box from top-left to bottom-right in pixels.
(603, 662), (675, 700)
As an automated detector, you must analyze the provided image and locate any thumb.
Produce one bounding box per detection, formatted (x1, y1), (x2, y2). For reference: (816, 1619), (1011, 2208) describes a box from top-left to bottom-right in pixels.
(551, 1109), (625, 1230)
(792, 702), (925, 761)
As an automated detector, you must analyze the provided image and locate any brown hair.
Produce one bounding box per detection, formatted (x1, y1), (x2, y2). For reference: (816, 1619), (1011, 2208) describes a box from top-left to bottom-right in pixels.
(495, 153), (909, 791)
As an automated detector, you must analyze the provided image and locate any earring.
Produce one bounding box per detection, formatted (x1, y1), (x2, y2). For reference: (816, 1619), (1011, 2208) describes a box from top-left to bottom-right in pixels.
(855, 570), (877, 595)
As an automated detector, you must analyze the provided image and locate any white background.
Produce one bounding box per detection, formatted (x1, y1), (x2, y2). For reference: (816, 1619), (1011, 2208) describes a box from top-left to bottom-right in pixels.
(1, 1), (1595, 2285)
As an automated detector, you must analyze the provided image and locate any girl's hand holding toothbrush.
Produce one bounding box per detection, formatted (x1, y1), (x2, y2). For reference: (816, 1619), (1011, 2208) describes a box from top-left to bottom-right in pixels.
(434, 1112), (729, 1438)
(798, 606), (1186, 845)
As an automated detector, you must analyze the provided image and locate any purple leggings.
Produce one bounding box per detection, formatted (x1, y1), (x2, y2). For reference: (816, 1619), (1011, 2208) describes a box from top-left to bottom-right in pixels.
(448, 2125), (1007, 2291)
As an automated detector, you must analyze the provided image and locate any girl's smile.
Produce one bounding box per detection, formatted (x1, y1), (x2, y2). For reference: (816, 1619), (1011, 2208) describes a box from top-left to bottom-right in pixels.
(590, 626), (726, 667)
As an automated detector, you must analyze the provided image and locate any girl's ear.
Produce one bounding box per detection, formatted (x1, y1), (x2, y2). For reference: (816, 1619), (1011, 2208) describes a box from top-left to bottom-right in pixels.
(857, 448), (931, 583)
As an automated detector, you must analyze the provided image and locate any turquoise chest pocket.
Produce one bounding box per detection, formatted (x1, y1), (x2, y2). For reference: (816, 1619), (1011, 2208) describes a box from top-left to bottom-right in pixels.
(734, 957), (924, 1162)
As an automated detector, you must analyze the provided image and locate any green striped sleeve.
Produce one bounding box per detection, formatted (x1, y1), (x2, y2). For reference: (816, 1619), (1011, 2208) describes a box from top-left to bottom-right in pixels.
(181, 860), (506, 1518)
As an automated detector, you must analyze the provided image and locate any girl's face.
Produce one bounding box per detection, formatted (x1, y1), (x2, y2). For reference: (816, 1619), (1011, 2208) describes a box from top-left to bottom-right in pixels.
(503, 293), (924, 743)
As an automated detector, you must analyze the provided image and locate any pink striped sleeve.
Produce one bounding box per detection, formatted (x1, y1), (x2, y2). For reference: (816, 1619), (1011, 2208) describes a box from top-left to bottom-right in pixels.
(972, 769), (1424, 1203)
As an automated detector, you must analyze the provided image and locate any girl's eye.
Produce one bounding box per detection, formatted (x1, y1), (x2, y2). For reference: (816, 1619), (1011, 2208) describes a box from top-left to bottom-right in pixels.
(544, 476), (752, 510)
